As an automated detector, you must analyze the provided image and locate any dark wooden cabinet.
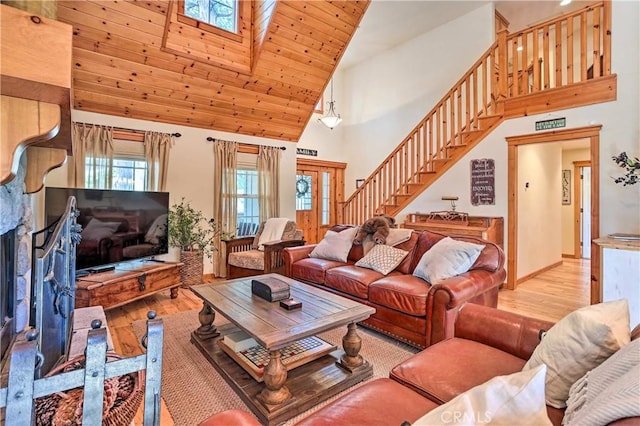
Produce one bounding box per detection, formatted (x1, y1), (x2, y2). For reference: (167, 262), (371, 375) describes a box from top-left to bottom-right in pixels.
(75, 261), (183, 310)
(403, 214), (504, 249)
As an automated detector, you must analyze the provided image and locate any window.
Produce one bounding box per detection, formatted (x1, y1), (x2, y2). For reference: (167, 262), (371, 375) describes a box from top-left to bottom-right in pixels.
(321, 172), (330, 225)
(85, 157), (147, 191)
(236, 169), (259, 236)
(295, 174), (312, 211)
(184, 0), (237, 33)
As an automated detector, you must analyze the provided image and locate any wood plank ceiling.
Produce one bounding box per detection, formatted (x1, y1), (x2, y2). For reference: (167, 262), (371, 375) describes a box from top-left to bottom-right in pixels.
(57, 0), (370, 142)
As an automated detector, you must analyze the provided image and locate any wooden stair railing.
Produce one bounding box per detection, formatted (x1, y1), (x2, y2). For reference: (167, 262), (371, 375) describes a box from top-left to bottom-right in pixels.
(342, 1), (611, 225)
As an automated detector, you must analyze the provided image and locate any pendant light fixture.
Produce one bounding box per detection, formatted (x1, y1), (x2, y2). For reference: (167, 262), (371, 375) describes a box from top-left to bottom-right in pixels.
(318, 78), (342, 129)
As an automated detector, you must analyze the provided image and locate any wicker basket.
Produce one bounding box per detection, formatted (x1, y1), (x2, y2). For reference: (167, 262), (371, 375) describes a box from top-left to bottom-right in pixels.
(180, 250), (204, 287)
(35, 353), (144, 426)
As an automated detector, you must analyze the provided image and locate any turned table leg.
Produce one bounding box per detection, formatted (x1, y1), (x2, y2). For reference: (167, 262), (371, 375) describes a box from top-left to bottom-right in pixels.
(340, 322), (365, 371)
(194, 302), (220, 340)
(258, 350), (291, 407)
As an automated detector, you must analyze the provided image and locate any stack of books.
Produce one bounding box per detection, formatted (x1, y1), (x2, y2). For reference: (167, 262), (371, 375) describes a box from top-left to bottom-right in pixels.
(223, 330), (258, 352)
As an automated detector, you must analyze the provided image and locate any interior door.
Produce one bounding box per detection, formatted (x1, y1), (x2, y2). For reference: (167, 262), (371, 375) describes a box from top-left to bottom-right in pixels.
(295, 170), (319, 244)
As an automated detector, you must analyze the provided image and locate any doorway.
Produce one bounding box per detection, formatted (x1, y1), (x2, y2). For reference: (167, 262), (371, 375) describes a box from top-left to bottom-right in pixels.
(574, 161), (592, 259)
(506, 125), (601, 304)
(296, 159), (346, 244)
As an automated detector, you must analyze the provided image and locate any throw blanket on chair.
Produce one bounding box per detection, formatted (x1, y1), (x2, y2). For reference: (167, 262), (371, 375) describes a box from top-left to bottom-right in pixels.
(257, 218), (290, 251)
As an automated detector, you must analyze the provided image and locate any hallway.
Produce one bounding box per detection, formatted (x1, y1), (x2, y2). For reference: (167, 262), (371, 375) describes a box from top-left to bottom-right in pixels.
(498, 258), (590, 322)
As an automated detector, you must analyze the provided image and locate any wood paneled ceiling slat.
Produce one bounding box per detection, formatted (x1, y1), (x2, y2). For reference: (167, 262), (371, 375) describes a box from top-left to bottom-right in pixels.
(57, 0), (370, 141)
(69, 23), (319, 100)
(72, 49), (315, 110)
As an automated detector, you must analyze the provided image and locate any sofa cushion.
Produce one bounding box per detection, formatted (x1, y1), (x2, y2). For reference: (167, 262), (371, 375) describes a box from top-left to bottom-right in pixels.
(295, 378), (439, 426)
(413, 365), (552, 426)
(523, 299), (630, 409)
(290, 257), (349, 284)
(412, 230), (501, 273)
(413, 237), (485, 284)
(355, 244), (408, 275)
(369, 275), (430, 317)
(325, 265), (392, 299)
(309, 228), (358, 262)
(390, 337), (526, 404)
(389, 231), (420, 274)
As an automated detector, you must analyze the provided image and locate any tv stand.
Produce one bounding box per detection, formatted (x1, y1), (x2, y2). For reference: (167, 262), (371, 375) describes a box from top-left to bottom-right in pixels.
(75, 260), (183, 310)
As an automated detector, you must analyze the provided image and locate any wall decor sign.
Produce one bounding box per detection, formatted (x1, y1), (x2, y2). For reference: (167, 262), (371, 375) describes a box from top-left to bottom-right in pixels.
(470, 159), (495, 206)
(562, 169), (571, 205)
(535, 117), (566, 131)
(296, 148), (318, 156)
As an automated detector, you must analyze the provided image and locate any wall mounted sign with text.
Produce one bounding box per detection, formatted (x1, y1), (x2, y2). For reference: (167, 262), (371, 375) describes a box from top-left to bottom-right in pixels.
(471, 159), (495, 206)
(296, 148), (318, 156)
(535, 117), (566, 131)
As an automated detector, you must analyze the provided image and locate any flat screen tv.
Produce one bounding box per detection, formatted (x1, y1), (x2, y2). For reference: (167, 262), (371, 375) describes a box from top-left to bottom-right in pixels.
(45, 187), (170, 273)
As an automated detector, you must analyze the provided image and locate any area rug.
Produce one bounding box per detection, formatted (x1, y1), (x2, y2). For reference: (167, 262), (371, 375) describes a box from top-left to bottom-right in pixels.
(132, 309), (418, 425)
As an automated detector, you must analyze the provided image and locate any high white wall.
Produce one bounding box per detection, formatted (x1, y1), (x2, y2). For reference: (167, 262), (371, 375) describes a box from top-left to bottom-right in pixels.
(337, 3), (494, 195)
(561, 148), (590, 256)
(517, 143), (562, 278)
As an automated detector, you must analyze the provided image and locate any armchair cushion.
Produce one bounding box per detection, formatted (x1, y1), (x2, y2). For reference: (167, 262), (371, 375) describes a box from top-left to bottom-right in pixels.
(228, 249), (264, 271)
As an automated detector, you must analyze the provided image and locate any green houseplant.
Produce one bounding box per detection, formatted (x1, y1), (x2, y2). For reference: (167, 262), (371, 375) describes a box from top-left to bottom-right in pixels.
(168, 198), (220, 286)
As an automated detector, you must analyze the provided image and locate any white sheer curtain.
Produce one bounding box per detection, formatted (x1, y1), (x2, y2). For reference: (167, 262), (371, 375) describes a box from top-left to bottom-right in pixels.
(257, 146), (281, 221)
(68, 123), (114, 188)
(143, 131), (174, 191)
(212, 140), (238, 277)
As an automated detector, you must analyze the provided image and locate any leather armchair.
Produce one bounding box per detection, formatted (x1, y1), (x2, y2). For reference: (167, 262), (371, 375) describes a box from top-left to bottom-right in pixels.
(224, 220), (304, 279)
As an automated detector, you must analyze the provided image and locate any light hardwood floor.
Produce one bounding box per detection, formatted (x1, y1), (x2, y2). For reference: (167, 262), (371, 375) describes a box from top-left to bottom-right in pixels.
(498, 258), (590, 322)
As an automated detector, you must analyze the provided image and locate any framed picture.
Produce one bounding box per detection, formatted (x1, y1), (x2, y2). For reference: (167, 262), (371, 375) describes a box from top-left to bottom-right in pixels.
(356, 179), (364, 188)
(562, 170), (571, 205)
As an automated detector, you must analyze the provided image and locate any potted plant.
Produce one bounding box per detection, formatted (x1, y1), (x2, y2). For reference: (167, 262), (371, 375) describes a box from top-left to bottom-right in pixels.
(168, 198), (220, 286)
(612, 152), (640, 186)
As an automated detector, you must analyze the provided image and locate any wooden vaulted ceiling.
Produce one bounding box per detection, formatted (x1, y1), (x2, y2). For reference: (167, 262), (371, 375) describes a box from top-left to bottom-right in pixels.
(57, 0), (370, 142)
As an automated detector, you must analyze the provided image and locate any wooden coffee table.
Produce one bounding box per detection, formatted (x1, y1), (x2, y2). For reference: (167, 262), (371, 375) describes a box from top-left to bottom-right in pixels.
(189, 273), (376, 425)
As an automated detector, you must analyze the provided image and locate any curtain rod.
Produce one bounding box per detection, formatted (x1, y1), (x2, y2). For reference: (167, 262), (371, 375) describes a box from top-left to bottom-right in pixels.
(73, 121), (182, 138)
(205, 137), (286, 150)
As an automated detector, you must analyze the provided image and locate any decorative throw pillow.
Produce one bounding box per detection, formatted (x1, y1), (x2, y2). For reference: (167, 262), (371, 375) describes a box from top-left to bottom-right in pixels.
(564, 338), (640, 426)
(412, 237), (484, 283)
(82, 218), (121, 241)
(355, 244), (409, 275)
(522, 299), (630, 409)
(309, 227), (358, 262)
(413, 365), (551, 426)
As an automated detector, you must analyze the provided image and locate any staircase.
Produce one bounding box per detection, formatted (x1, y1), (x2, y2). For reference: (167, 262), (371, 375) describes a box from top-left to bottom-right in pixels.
(342, 1), (614, 225)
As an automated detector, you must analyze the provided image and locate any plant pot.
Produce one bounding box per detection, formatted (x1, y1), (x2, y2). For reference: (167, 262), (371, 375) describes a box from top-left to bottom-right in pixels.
(180, 250), (203, 287)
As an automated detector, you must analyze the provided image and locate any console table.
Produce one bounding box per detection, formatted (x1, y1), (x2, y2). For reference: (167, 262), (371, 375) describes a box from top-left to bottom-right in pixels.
(75, 261), (182, 310)
(403, 214), (504, 249)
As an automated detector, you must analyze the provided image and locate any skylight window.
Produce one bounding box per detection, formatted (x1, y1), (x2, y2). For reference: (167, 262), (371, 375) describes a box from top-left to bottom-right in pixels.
(184, 0), (238, 33)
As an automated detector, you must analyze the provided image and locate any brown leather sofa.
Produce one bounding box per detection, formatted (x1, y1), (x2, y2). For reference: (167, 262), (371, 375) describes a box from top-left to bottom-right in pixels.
(283, 226), (506, 348)
(201, 303), (640, 426)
